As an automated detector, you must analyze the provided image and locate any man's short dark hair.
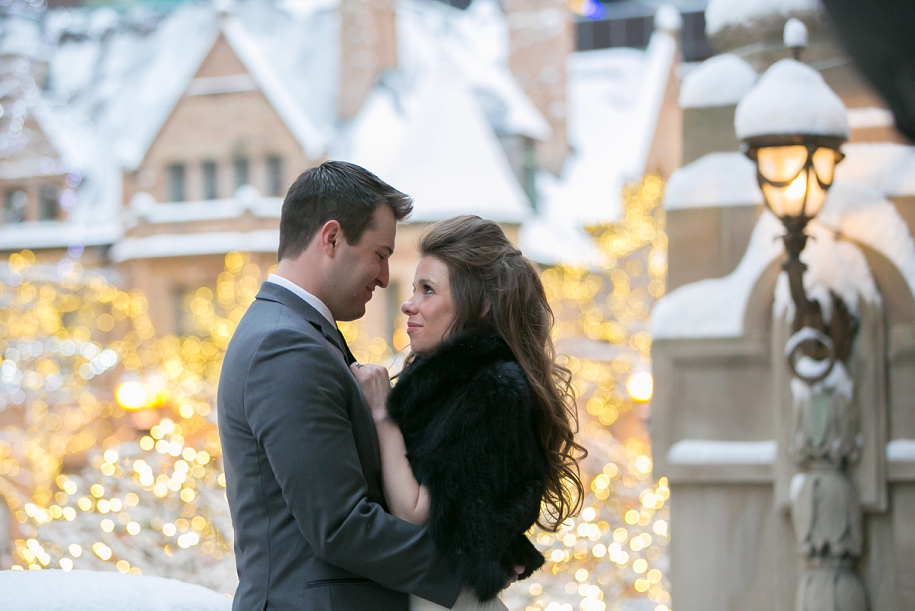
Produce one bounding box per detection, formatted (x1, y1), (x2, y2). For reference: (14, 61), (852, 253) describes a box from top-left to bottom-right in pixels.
(277, 161), (413, 260)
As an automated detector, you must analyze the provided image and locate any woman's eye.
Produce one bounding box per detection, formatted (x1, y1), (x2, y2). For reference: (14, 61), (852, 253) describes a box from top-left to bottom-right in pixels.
(423, 285), (434, 294)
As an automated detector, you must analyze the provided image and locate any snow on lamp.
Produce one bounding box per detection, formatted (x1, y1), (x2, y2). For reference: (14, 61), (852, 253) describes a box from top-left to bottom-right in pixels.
(735, 58), (851, 383)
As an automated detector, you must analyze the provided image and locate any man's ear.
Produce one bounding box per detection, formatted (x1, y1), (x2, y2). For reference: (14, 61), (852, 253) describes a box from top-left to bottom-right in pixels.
(319, 220), (343, 257)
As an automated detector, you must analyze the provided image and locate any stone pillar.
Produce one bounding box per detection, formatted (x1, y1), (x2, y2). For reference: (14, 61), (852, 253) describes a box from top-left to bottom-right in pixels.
(784, 313), (868, 610)
(338, 0), (398, 122)
(502, 0), (571, 175)
(0, 498), (11, 569)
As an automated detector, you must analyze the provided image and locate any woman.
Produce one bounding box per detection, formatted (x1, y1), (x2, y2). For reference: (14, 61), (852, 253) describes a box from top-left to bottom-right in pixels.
(351, 216), (585, 610)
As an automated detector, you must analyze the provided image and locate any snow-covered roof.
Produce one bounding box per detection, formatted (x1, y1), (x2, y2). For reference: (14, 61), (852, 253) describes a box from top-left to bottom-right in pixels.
(537, 27), (679, 232)
(345, 63), (531, 223)
(735, 59), (849, 141)
(679, 54), (757, 109)
(0, 570), (230, 611)
(664, 152), (763, 210)
(705, 0), (820, 37)
(395, 0), (551, 141)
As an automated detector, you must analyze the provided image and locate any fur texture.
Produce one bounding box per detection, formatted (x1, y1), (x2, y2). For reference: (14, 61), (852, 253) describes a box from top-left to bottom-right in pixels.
(387, 329), (548, 601)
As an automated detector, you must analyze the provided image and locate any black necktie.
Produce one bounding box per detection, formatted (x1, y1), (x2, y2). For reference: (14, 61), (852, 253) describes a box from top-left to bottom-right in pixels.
(335, 325), (357, 366)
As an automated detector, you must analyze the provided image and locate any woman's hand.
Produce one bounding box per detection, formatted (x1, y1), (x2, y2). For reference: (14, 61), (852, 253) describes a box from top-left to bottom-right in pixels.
(349, 363), (392, 422)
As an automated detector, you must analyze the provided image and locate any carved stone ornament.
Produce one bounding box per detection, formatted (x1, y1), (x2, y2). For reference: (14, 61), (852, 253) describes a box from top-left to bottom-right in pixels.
(796, 567), (868, 611)
(790, 360), (861, 466)
(791, 470), (862, 558)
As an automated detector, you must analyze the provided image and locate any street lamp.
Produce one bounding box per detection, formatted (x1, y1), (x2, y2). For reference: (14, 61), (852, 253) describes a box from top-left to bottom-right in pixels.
(735, 58), (853, 382)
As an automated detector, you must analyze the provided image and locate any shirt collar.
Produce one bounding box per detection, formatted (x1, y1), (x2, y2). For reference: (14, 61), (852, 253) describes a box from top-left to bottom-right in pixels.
(266, 274), (335, 327)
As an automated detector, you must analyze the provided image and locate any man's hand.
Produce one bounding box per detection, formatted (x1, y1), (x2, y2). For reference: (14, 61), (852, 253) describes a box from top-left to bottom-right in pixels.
(349, 363), (392, 422)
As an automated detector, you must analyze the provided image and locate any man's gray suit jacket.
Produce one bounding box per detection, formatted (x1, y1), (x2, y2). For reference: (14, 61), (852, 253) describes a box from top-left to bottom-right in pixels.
(218, 282), (461, 610)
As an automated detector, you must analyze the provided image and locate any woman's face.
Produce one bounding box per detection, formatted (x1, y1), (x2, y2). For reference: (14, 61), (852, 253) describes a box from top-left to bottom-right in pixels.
(401, 256), (455, 355)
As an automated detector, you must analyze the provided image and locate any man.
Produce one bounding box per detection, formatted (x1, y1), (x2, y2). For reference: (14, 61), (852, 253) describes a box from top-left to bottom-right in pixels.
(218, 161), (462, 610)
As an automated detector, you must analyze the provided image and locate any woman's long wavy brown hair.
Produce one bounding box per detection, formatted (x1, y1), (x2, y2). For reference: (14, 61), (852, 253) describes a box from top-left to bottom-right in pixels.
(417, 215), (586, 530)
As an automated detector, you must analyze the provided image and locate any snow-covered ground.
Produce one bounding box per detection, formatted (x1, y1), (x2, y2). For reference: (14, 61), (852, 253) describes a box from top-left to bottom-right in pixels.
(0, 570), (231, 611)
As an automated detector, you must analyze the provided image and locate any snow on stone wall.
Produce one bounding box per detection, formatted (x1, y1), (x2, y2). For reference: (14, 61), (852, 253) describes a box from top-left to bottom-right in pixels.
(679, 54), (757, 109)
(653, 179), (915, 341)
(663, 152), (763, 210)
(650, 211), (783, 339)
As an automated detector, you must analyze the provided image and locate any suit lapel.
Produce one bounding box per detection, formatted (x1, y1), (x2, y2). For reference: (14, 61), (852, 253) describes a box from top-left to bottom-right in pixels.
(254, 282), (354, 364)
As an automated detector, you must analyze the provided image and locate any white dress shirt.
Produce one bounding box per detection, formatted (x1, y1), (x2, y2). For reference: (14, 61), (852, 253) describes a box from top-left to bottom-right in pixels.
(266, 274), (335, 327)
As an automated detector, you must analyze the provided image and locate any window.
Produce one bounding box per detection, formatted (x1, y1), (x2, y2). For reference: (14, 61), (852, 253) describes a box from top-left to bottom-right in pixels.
(4, 189), (27, 223)
(233, 157), (249, 191)
(575, 10), (714, 61)
(168, 163), (186, 202)
(266, 155), (284, 197)
(202, 161), (218, 200)
(39, 184), (59, 221)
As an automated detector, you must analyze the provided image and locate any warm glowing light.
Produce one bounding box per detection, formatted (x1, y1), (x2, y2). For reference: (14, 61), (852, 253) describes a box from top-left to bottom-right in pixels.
(115, 381), (150, 411)
(626, 372), (653, 402)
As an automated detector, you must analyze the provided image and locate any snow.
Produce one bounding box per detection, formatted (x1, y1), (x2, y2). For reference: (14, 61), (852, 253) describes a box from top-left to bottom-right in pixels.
(0, 14), (41, 59)
(653, 4), (682, 33)
(395, 0), (551, 140)
(654, 176), (915, 340)
(125, 193), (283, 227)
(705, 0), (820, 37)
(663, 152), (763, 209)
(106, 6), (220, 170)
(666, 439), (777, 465)
(783, 17), (808, 49)
(679, 54), (757, 109)
(735, 59), (849, 141)
(846, 107), (895, 130)
(0, 222), (121, 252)
(816, 182), (915, 300)
(887, 439), (915, 462)
(834, 142), (915, 197)
(541, 29), (678, 228)
(773, 220), (879, 324)
(649, 211), (784, 339)
(110, 230), (280, 263)
(518, 173), (603, 268)
(789, 359), (853, 408)
(346, 62), (531, 223)
(0, 570), (230, 610)
(221, 16), (328, 159)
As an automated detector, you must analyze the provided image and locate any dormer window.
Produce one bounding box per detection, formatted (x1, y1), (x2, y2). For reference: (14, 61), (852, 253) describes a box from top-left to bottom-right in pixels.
(266, 155), (284, 197)
(39, 184), (60, 221)
(233, 156), (249, 190)
(4, 189), (26, 223)
(202, 161), (218, 200)
(168, 163), (186, 202)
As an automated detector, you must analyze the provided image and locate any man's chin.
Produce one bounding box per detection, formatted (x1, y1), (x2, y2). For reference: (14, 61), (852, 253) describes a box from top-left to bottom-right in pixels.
(337, 306), (367, 322)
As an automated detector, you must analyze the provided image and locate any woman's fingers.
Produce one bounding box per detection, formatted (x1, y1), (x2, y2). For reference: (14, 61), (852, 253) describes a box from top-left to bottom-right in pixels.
(349, 364), (392, 420)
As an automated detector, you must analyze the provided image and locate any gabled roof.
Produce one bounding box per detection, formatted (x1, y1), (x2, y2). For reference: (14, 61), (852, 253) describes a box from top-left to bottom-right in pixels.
(114, 8), (327, 171)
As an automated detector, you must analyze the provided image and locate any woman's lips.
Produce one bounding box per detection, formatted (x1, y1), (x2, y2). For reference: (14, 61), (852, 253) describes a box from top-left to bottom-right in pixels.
(406, 323), (421, 334)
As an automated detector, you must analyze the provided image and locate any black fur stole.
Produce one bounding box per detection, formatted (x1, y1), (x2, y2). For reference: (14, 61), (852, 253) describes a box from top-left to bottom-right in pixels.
(387, 329), (547, 601)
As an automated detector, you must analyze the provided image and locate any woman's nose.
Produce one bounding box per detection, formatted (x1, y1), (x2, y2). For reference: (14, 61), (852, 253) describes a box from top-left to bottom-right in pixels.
(401, 296), (417, 315)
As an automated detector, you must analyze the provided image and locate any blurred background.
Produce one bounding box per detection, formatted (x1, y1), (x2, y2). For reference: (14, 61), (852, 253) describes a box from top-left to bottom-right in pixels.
(0, 0), (912, 609)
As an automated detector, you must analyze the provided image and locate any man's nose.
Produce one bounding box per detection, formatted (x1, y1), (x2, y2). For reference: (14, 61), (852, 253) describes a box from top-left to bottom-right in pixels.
(377, 260), (390, 288)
